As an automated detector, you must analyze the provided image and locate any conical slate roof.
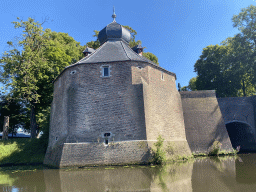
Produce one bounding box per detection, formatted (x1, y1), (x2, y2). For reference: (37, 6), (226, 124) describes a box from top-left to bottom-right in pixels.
(77, 40), (156, 65)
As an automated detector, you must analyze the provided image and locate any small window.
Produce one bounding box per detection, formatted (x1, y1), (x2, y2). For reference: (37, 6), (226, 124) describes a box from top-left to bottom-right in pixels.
(161, 71), (164, 80)
(105, 139), (109, 145)
(103, 66), (109, 77)
(101, 65), (111, 77)
(55, 137), (58, 141)
(104, 133), (111, 137)
(58, 78), (61, 88)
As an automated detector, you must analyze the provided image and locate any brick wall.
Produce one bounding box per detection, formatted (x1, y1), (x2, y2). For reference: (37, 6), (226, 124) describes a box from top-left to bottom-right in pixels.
(44, 140), (192, 168)
(218, 96), (256, 151)
(45, 60), (191, 167)
(218, 97), (255, 134)
(181, 91), (233, 153)
(142, 66), (191, 156)
(48, 61), (150, 148)
(45, 140), (151, 167)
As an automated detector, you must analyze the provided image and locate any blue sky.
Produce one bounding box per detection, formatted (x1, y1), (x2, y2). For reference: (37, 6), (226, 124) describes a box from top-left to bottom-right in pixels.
(0, 0), (256, 88)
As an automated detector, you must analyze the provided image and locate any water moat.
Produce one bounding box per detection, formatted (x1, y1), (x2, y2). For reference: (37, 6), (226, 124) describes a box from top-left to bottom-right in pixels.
(1, 154), (256, 192)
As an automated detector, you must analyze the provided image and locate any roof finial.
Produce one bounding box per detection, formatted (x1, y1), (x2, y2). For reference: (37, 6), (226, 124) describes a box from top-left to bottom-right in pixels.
(112, 6), (116, 22)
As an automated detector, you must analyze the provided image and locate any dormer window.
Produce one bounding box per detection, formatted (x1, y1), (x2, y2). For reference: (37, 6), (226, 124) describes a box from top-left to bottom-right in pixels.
(83, 47), (95, 57)
(101, 65), (111, 77)
(132, 44), (143, 56)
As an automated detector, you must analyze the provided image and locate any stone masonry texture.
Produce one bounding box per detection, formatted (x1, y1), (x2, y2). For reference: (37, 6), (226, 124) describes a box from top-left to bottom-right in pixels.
(44, 60), (192, 167)
(181, 90), (233, 153)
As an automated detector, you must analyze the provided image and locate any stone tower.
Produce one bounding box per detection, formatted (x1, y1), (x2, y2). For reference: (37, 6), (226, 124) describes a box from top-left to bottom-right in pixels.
(44, 13), (191, 167)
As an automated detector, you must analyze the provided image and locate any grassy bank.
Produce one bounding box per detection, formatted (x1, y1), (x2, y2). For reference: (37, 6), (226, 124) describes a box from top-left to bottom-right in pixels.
(0, 138), (48, 166)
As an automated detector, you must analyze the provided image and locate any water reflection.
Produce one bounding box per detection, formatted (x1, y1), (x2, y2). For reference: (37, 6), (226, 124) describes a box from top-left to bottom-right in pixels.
(192, 156), (236, 192)
(236, 154), (256, 184)
(2, 155), (256, 192)
(0, 165), (46, 192)
(44, 162), (193, 192)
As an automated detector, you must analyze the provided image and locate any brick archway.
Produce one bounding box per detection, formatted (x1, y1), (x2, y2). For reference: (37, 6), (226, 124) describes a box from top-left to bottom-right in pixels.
(226, 121), (255, 151)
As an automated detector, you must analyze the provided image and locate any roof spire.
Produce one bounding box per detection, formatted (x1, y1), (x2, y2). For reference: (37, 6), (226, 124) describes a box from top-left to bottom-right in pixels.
(112, 6), (116, 22)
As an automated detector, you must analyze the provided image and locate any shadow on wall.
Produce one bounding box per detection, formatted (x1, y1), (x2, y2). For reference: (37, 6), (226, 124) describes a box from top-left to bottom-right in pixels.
(211, 117), (233, 152)
(226, 122), (256, 152)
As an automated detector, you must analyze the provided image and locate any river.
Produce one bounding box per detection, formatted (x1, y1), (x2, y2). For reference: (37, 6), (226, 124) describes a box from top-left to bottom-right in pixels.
(1, 154), (256, 192)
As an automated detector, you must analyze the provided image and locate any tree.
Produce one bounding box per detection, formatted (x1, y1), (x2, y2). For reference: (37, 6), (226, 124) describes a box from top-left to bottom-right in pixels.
(86, 30), (100, 49)
(222, 35), (254, 97)
(0, 18), (84, 137)
(188, 77), (197, 91)
(232, 5), (256, 51)
(191, 5), (256, 97)
(193, 32), (256, 97)
(181, 77), (198, 91)
(142, 52), (159, 65)
(194, 34), (256, 97)
(232, 5), (256, 89)
(0, 96), (25, 136)
(194, 44), (234, 97)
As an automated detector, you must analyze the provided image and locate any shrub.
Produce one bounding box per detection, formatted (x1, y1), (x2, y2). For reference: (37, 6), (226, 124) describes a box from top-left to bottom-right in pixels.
(152, 135), (166, 165)
(208, 140), (222, 156)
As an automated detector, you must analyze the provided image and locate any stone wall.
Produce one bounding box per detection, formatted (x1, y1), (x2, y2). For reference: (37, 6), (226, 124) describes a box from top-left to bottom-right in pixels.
(44, 140), (192, 168)
(218, 96), (256, 151)
(218, 97), (255, 134)
(142, 65), (191, 155)
(48, 61), (151, 149)
(181, 90), (233, 153)
(44, 140), (151, 168)
(45, 60), (191, 167)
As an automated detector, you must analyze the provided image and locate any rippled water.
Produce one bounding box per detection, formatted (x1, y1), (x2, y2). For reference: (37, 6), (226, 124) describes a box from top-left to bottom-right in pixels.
(1, 154), (256, 192)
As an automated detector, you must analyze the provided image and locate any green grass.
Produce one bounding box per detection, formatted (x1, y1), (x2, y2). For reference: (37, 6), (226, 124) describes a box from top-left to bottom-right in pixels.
(0, 138), (48, 165)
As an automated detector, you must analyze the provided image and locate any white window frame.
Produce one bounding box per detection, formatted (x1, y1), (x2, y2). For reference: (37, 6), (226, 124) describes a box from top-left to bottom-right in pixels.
(100, 65), (112, 77)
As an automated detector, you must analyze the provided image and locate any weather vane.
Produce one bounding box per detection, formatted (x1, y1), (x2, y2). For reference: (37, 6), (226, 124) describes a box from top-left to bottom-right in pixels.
(112, 6), (116, 22)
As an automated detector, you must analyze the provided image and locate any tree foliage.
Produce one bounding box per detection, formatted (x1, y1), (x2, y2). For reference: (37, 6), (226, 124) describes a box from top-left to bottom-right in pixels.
(0, 18), (84, 137)
(86, 30), (100, 49)
(191, 5), (256, 97)
(0, 96), (25, 135)
(194, 44), (240, 97)
(181, 77), (197, 91)
(143, 52), (159, 65)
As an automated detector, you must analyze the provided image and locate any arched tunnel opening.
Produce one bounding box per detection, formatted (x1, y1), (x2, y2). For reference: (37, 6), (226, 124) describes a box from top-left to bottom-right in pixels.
(226, 122), (256, 152)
